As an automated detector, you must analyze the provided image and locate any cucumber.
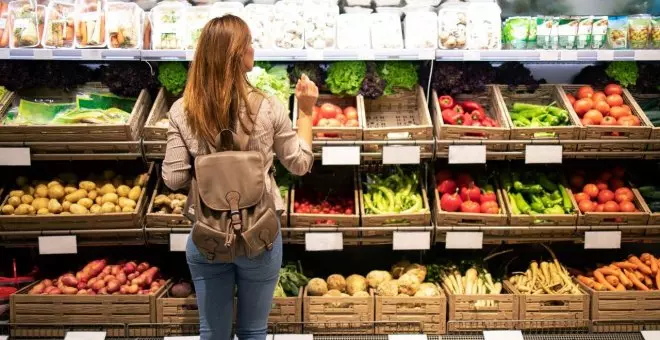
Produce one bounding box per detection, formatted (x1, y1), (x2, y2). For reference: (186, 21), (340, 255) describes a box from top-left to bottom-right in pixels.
(638, 185), (658, 195)
(649, 201), (660, 213)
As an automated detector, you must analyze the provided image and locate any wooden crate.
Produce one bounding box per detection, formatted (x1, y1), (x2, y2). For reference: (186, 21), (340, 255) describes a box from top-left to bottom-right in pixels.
(504, 280), (589, 329)
(293, 94), (364, 151)
(144, 178), (191, 243)
(362, 86), (433, 154)
(444, 287), (518, 332)
(375, 284), (446, 334)
(142, 88), (180, 154)
(435, 186), (507, 227)
(628, 92), (660, 157)
(494, 85), (581, 157)
(0, 84), (151, 153)
(578, 280), (660, 332)
(303, 287), (374, 334)
(635, 190), (660, 235)
(434, 87), (510, 159)
(269, 291), (303, 334)
(559, 86), (651, 155)
(572, 188), (649, 229)
(10, 280), (167, 337)
(0, 162), (154, 232)
(501, 188), (578, 229)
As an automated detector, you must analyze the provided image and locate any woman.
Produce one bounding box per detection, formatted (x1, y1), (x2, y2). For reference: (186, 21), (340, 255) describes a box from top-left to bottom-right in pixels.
(162, 15), (317, 340)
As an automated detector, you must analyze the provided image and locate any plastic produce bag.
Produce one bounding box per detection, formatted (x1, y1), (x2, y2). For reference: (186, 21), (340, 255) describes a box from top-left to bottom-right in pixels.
(8, 0), (40, 48)
(337, 13), (369, 49)
(466, 0), (501, 50)
(74, 0), (106, 48)
(185, 5), (209, 49)
(150, 1), (185, 50)
(43, 1), (75, 48)
(0, 0), (9, 47)
(607, 16), (627, 49)
(628, 14), (651, 49)
(210, 2), (243, 19)
(304, 4), (337, 49)
(273, 1), (303, 49)
(244, 4), (274, 48)
(404, 11), (436, 48)
(106, 2), (143, 49)
(437, 0), (467, 49)
(370, 12), (402, 49)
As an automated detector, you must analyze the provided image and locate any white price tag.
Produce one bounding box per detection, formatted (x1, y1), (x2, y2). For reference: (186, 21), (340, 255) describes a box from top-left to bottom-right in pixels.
(596, 50), (614, 61)
(560, 50), (578, 61)
(417, 49), (435, 60)
(305, 232), (343, 251)
(0, 49), (9, 59)
(642, 331), (660, 340)
(306, 49), (323, 60)
(388, 335), (427, 340)
(275, 335), (311, 340)
(0, 335), (8, 340)
(483, 330), (524, 340)
(165, 337), (200, 340)
(186, 50), (195, 61)
(463, 50), (480, 60)
(382, 146), (420, 164)
(65, 332), (106, 340)
(539, 50), (559, 61)
(357, 50), (375, 60)
(585, 231), (621, 249)
(634, 50), (658, 61)
(322, 146), (360, 165)
(0, 148), (30, 166)
(392, 232), (431, 250)
(445, 231), (483, 249)
(38, 236), (77, 255)
(525, 145), (562, 164)
(81, 49), (103, 60)
(33, 49), (53, 60)
(169, 233), (189, 252)
(448, 145), (486, 164)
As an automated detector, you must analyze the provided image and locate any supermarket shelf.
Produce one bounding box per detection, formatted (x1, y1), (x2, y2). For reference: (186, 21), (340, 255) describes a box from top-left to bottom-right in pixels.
(435, 49), (660, 62)
(0, 228), (146, 247)
(0, 48), (141, 60)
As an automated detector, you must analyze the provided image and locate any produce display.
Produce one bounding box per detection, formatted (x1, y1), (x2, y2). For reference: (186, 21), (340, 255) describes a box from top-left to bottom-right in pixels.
(1, 170), (147, 216)
(502, 169), (575, 216)
(568, 167), (639, 214)
(275, 262), (309, 298)
(157, 61), (187, 96)
(638, 185), (660, 213)
(437, 1), (467, 50)
(436, 264), (503, 305)
(362, 167), (427, 216)
(567, 84), (641, 127)
(311, 102), (360, 130)
(373, 261), (441, 297)
(577, 254), (660, 291)
(293, 192), (354, 225)
(247, 64), (291, 106)
(509, 247), (581, 295)
(508, 102), (570, 128)
(27, 260), (166, 295)
(438, 95), (500, 127)
(436, 170), (501, 214)
(152, 192), (186, 215)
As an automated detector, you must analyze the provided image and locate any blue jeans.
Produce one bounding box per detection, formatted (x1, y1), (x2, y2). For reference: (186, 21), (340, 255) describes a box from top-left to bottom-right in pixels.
(186, 228), (282, 340)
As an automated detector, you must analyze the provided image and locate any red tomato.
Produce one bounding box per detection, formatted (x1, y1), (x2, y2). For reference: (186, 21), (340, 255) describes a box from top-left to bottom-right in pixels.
(460, 200), (481, 213)
(480, 201), (499, 214)
(440, 193), (462, 212)
(584, 110), (604, 124)
(456, 173), (474, 188)
(345, 119), (359, 127)
(335, 113), (347, 125)
(597, 189), (614, 204)
(480, 191), (497, 203)
(312, 107), (320, 126)
(583, 184), (600, 198)
(592, 91), (607, 103)
(601, 116), (618, 126)
(566, 93), (576, 105)
(606, 94), (624, 107)
(577, 85), (594, 99)
(605, 84), (623, 96)
(609, 106), (628, 120)
(320, 103), (337, 119)
(334, 105), (342, 117)
(618, 116), (639, 126)
(619, 201), (635, 212)
(574, 98), (593, 116)
(609, 178), (625, 190)
(603, 201), (620, 212)
(578, 200), (596, 213)
(326, 118), (341, 127)
(574, 192), (590, 203)
(438, 179), (457, 195)
(436, 170), (452, 183)
(595, 204), (605, 212)
(344, 106), (358, 121)
(594, 180), (608, 191)
(614, 187), (634, 202)
(620, 104), (632, 114)
(460, 185), (481, 202)
(570, 174), (585, 189)
(594, 101), (611, 114)
(582, 118), (594, 125)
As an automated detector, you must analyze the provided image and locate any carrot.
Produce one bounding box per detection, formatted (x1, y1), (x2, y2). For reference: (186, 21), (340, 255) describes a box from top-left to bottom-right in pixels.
(643, 274), (653, 288)
(65, 22), (74, 42)
(649, 255), (658, 275)
(640, 253), (652, 262)
(0, 26), (7, 48)
(634, 270), (645, 281)
(656, 272), (660, 290)
(629, 256), (653, 275)
(605, 275), (620, 287)
(615, 283), (626, 291)
(594, 270), (617, 291)
(618, 270), (633, 288)
(599, 267), (620, 276)
(143, 20), (150, 49)
(625, 269), (650, 291)
(613, 261), (638, 270)
(578, 275), (596, 288)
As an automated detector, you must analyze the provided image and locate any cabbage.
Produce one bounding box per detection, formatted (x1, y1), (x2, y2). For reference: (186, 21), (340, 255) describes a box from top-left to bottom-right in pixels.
(247, 65), (291, 106)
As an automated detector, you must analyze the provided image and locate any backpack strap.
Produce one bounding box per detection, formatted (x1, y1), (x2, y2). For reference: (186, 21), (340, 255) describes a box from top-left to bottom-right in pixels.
(233, 93), (265, 151)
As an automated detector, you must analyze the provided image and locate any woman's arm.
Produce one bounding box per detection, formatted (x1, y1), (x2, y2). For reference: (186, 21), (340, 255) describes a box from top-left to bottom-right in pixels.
(162, 108), (192, 191)
(295, 74), (317, 148)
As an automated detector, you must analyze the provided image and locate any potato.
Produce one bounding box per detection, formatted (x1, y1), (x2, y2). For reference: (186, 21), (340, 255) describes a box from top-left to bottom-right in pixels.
(99, 183), (116, 195)
(35, 184), (48, 198)
(102, 193), (119, 205)
(154, 195), (171, 207)
(78, 198), (93, 209)
(118, 197), (137, 209)
(47, 180), (61, 188)
(1, 205), (14, 215)
(37, 208), (50, 215)
(8, 196), (21, 208)
(62, 201), (71, 212)
(28, 206), (36, 215)
(116, 185), (131, 198)
(88, 190), (98, 200)
(134, 173), (148, 187)
(16, 176), (28, 187)
(21, 195), (34, 205)
(31, 197), (49, 211)
(48, 199), (62, 214)
(64, 186), (77, 195)
(114, 205), (121, 213)
(48, 185), (65, 200)
(60, 211), (71, 215)
(95, 197), (103, 205)
(14, 204), (30, 215)
(90, 205), (101, 214)
(9, 190), (24, 198)
(65, 189), (88, 203)
(173, 193), (187, 201)
(101, 202), (115, 213)
(122, 206), (135, 213)
(78, 181), (96, 191)
(128, 186), (141, 201)
(21, 186), (35, 196)
(69, 204), (88, 215)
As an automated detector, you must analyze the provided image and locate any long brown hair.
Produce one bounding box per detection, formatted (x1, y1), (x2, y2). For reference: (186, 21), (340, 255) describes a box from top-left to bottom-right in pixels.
(183, 15), (256, 147)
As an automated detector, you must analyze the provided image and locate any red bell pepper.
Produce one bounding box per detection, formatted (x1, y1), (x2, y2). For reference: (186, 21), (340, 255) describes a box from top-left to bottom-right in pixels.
(470, 110), (485, 122)
(472, 121), (482, 127)
(460, 100), (483, 112)
(438, 95), (454, 110)
(452, 105), (464, 115)
(442, 109), (461, 125)
(461, 113), (473, 126)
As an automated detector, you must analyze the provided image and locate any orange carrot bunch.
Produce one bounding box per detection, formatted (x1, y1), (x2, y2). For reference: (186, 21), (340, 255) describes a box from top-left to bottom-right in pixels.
(578, 253), (660, 292)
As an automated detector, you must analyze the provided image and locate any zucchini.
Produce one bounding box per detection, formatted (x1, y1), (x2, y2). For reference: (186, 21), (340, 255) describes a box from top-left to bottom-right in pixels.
(643, 192), (660, 200)
(638, 185), (658, 196)
(649, 201), (660, 213)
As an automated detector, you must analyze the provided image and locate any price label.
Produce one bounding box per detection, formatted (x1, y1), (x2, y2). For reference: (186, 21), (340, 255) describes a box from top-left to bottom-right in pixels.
(0, 49), (9, 59)
(483, 331), (524, 340)
(322, 146), (360, 165)
(275, 335), (311, 340)
(65, 332), (106, 340)
(597, 50), (614, 61)
(393, 232), (431, 250)
(33, 49), (53, 60)
(448, 145), (486, 164)
(389, 335), (427, 340)
(305, 232), (343, 251)
(169, 233), (189, 252)
(0, 148), (30, 166)
(560, 50), (578, 61)
(81, 49), (103, 60)
(539, 50), (559, 61)
(357, 50), (375, 60)
(417, 49), (435, 60)
(0, 335), (8, 340)
(186, 50), (195, 61)
(585, 231), (621, 249)
(634, 50), (658, 61)
(445, 231), (483, 249)
(525, 145), (562, 164)
(642, 331), (660, 340)
(306, 49), (323, 60)
(165, 337), (200, 340)
(38, 236), (77, 255)
(382, 146), (421, 164)
(463, 50), (480, 61)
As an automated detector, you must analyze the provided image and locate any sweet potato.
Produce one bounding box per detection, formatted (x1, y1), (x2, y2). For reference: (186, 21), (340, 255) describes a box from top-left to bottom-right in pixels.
(136, 262), (149, 273)
(91, 279), (106, 291)
(61, 274), (78, 287)
(106, 280), (120, 293)
(123, 261), (137, 274)
(29, 283), (46, 295)
(61, 286), (78, 295)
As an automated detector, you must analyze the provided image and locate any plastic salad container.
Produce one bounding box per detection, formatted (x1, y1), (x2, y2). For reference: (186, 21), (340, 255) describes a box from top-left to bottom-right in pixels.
(576, 16), (592, 49)
(244, 4), (274, 49)
(370, 12), (402, 48)
(535, 16), (557, 49)
(0, 0), (9, 48)
(304, 4), (337, 49)
(607, 16), (628, 49)
(185, 5), (209, 49)
(106, 2), (142, 49)
(466, 0), (501, 50)
(502, 16), (530, 49)
(8, 0), (39, 48)
(437, 0), (467, 49)
(557, 16), (578, 49)
(150, 1), (185, 50)
(591, 16), (607, 49)
(273, 1), (303, 49)
(404, 11), (436, 48)
(74, 0), (106, 48)
(337, 13), (369, 49)
(210, 2), (243, 18)
(652, 16), (660, 48)
(628, 14), (651, 49)
(43, 1), (75, 48)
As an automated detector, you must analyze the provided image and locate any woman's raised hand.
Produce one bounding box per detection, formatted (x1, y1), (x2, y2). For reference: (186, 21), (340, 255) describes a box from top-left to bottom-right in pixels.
(295, 74), (318, 116)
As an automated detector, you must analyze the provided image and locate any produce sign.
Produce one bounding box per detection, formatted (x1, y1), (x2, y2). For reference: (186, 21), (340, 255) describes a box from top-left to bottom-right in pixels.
(577, 254), (660, 291)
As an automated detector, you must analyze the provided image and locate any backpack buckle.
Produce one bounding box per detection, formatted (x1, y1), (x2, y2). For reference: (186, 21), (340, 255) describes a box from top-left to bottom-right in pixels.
(226, 192), (243, 232)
